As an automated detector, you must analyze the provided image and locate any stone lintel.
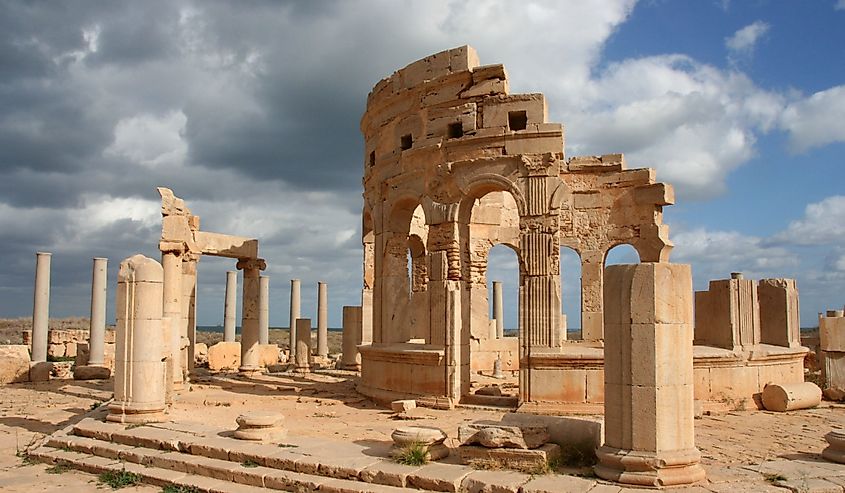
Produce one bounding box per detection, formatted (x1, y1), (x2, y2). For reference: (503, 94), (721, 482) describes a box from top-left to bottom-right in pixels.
(195, 231), (259, 259)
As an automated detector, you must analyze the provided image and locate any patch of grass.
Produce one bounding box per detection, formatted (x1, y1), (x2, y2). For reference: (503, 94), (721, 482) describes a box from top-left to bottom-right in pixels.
(89, 401), (102, 410)
(394, 441), (429, 466)
(556, 442), (597, 468)
(46, 463), (71, 474)
(764, 472), (787, 483)
(162, 485), (201, 493)
(278, 443), (298, 448)
(16, 449), (35, 466)
(125, 423), (146, 430)
(98, 469), (142, 489)
(241, 459), (259, 468)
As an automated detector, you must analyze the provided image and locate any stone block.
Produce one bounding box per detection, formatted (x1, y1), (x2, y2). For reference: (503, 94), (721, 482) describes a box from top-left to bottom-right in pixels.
(821, 316), (845, 352)
(391, 399), (416, 413)
(258, 344), (279, 367)
(500, 413), (603, 463)
(47, 343), (65, 358)
(0, 345), (31, 383)
(458, 443), (560, 472)
(207, 341), (241, 371)
(194, 342), (208, 366)
(29, 361), (51, 381)
(73, 365), (112, 380)
(458, 421), (549, 449)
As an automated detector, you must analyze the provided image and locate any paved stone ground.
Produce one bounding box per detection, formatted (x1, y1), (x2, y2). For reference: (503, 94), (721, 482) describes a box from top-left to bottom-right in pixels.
(2, 371), (844, 492)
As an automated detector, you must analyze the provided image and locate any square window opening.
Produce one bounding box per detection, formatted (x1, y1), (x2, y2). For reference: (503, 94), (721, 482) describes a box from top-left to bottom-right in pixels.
(368, 151), (375, 167)
(508, 110), (528, 131)
(400, 134), (413, 150)
(447, 122), (464, 139)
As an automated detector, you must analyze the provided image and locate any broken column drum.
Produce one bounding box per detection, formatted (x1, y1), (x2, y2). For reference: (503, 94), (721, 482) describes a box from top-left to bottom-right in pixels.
(108, 254), (166, 424)
(358, 45), (674, 406)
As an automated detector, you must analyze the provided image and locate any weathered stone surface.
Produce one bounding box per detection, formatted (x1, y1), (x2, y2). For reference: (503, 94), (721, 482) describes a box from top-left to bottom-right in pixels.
(392, 426), (446, 446)
(474, 386), (503, 396)
(234, 412), (287, 441)
(0, 345), (30, 384)
(73, 365), (111, 380)
(458, 422), (549, 449)
(458, 443), (560, 472)
(194, 342), (208, 366)
(823, 431), (845, 464)
(29, 361), (51, 382)
(207, 341), (241, 371)
(390, 399), (416, 413)
(761, 382), (822, 412)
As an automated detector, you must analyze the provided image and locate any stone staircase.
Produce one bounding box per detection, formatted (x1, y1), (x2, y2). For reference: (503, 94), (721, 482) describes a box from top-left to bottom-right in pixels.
(28, 409), (595, 493)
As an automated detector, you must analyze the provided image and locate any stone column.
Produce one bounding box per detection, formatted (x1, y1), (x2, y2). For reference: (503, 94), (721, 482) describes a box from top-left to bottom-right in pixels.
(596, 263), (704, 487)
(317, 282), (328, 358)
(361, 288), (373, 344)
(259, 276), (270, 345)
(160, 244), (184, 391)
(88, 257), (108, 366)
(238, 258), (265, 374)
(108, 255), (166, 424)
(31, 252), (51, 363)
(294, 318), (311, 373)
(223, 271), (237, 342)
(492, 280), (504, 339)
(580, 250), (604, 341)
(181, 254), (198, 372)
(289, 279), (301, 359)
(341, 306), (363, 370)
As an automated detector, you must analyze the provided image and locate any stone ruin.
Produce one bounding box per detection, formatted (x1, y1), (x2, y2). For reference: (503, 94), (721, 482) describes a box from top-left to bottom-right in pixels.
(18, 45), (835, 489)
(356, 45), (806, 414)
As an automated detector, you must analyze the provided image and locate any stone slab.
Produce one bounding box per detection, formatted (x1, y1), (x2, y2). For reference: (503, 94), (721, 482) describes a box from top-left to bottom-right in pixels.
(520, 474), (597, 493)
(360, 460), (423, 487)
(0, 345), (31, 383)
(458, 443), (561, 473)
(458, 421), (549, 449)
(461, 469), (531, 493)
(407, 462), (475, 492)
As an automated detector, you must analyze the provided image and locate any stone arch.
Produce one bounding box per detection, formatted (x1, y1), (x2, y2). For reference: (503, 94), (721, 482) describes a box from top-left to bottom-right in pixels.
(604, 242), (642, 266)
(457, 173), (527, 223)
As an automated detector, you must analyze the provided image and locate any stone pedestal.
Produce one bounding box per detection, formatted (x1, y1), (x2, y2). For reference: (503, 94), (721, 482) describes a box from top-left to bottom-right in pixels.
(223, 271), (237, 342)
(391, 426), (449, 461)
(259, 276), (270, 346)
(234, 412), (286, 441)
(823, 431), (845, 464)
(289, 279), (301, 359)
(294, 318), (311, 373)
(493, 281), (504, 339)
(238, 258), (265, 374)
(340, 306), (363, 370)
(595, 263), (705, 487)
(31, 252), (51, 363)
(317, 282), (328, 358)
(108, 255), (166, 424)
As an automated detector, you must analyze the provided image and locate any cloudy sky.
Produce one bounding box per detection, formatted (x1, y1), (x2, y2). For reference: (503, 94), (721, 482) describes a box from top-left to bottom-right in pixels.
(2, 0), (844, 330)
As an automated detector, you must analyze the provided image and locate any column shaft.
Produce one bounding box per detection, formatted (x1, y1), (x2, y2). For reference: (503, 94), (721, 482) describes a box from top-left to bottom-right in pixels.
(31, 252), (51, 363)
(493, 280), (504, 339)
(161, 251), (183, 388)
(317, 282), (328, 357)
(223, 271), (237, 342)
(259, 276), (270, 345)
(294, 318), (311, 372)
(289, 279), (301, 359)
(88, 257), (108, 366)
(238, 258), (265, 373)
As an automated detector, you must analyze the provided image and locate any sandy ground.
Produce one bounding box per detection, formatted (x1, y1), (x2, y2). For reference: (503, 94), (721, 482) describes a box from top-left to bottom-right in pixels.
(1, 370), (844, 492)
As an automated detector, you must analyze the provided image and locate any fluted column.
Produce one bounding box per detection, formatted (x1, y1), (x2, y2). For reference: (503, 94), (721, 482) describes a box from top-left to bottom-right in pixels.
(259, 276), (270, 345)
(31, 252), (51, 363)
(317, 282), (328, 358)
(223, 271), (237, 342)
(289, 279), (301, 359)
(238, 258), (266, 373)
(88, 257), (108, 366)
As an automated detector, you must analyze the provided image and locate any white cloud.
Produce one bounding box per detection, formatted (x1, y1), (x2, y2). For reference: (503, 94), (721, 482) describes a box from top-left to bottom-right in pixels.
(779, 85), (845, 152)
(105, 111), (188, 168)
(770, 195), (845, 245)
(836, 0), (845, 10)
(725, 20), (770, 58)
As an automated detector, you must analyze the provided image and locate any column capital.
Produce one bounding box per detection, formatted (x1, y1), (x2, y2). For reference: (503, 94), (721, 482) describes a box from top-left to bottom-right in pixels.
(237, 258), (266, 271)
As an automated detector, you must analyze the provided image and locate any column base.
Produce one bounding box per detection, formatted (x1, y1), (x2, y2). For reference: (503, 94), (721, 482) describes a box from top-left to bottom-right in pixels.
(238, 365), (265, 376)
(594, 445), (705, 487)
(339, 362), (361, 371)
(823, 431), (845, 464)
(293, 366), (311, 374)
(106, 402), (166, 424)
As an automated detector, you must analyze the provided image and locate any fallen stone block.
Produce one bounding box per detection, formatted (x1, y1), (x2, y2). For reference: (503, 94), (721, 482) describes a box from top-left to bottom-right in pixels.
(458, 421), (549, 449)
(73, 365), (112, 380)
(207, 341), (240, 371)
(0, 345), (31, 383)
(391, 399), (416, 413)
(458, 443), (561, 473)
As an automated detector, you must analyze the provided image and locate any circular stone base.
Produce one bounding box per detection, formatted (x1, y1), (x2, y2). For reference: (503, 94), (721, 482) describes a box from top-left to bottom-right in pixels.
(392, 426), (447, 446)
(234, 412), (287, 441)
(823, 431), (845, 464)
(594, 446), (706, 487)
(106, 409), (165, 424)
